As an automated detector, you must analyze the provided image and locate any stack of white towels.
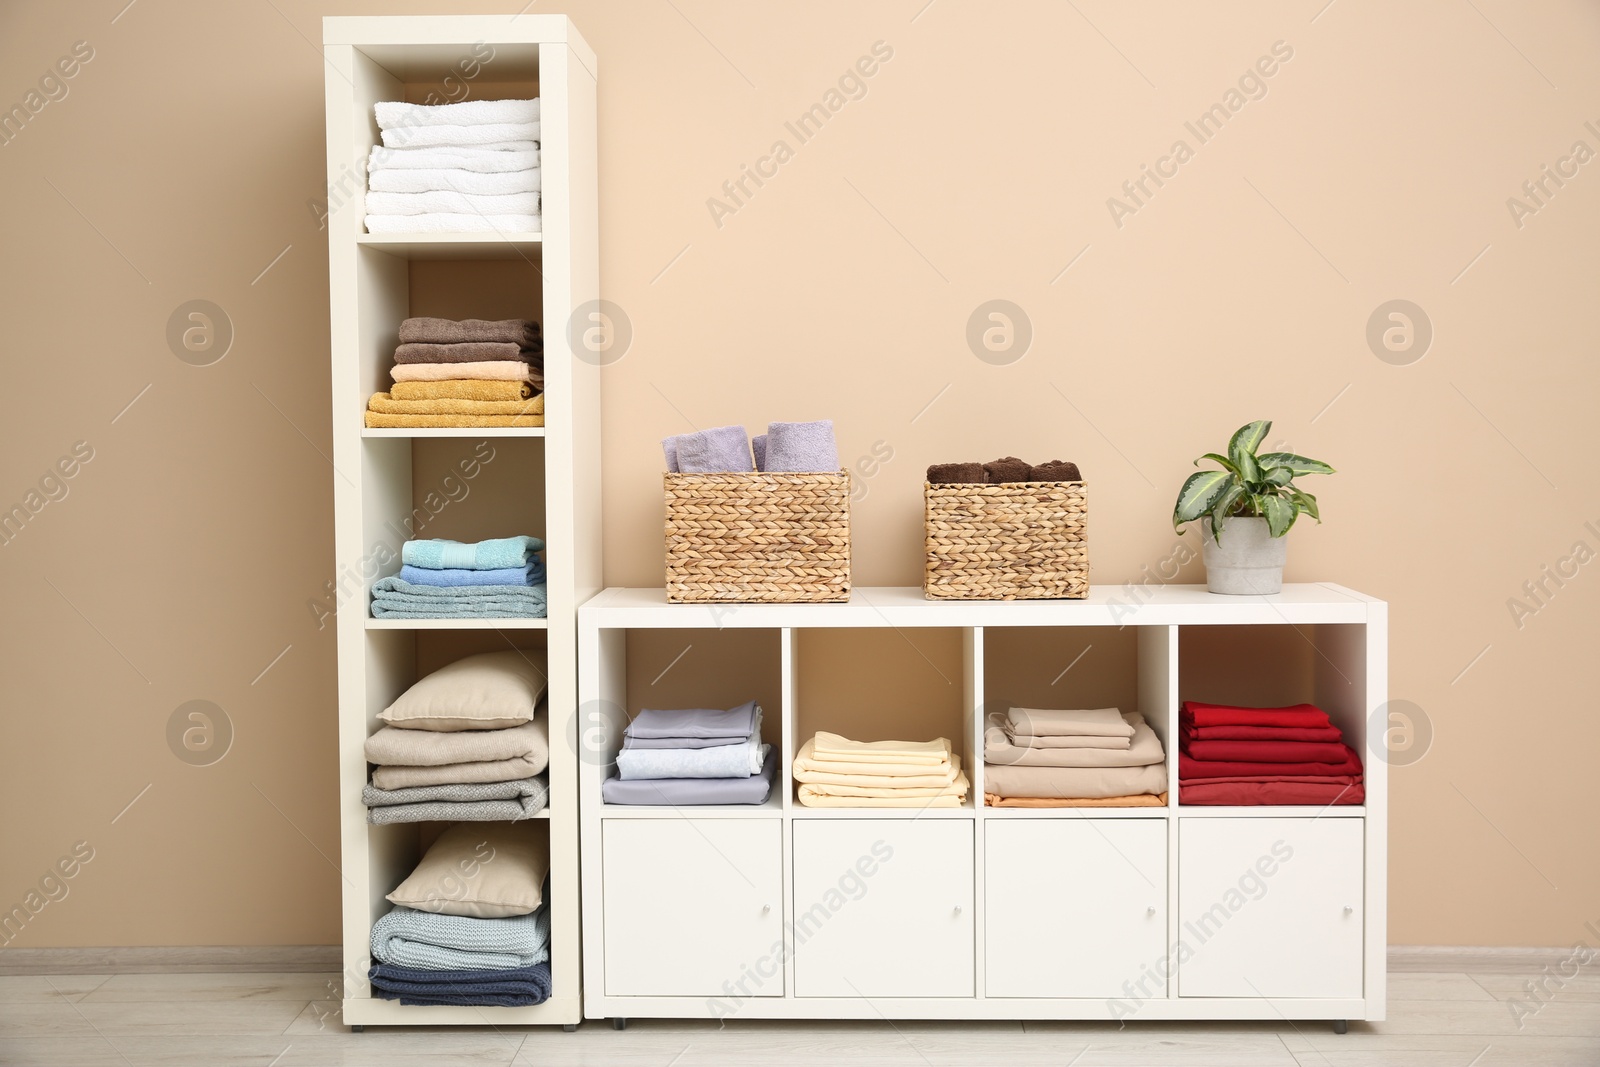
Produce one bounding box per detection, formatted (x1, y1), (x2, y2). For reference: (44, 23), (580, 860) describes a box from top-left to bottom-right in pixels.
(366, 98), (542, 234)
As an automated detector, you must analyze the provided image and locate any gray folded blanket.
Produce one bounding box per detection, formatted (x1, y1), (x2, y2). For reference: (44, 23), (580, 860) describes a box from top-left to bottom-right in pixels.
(371, 903), (550, 971)
(399, 317), (540, 347)
(394, 341), (540, 364)
(370, 576), (548, 619)
(364, 775), (548, 823)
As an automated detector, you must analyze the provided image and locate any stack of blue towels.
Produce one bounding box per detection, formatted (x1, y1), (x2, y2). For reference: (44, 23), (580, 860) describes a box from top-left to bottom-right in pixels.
(663, 420), (838, 473)
(369, 903), (552, 1006)
(370, 536), (548, 619)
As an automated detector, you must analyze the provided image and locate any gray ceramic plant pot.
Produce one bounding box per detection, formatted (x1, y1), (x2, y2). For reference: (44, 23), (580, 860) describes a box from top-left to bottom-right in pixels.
(1201, 516), (1288, 595)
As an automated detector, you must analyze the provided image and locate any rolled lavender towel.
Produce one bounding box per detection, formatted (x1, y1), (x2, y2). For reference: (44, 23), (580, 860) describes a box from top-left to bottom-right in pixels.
(983, 456), (1032, 483)
(1030, 460), (1082, 481)
(673, 426), (754, 473)
(662, 437), (680, 472)
(399, 318), (540, 347)
(752, 434), (768, 472)
(764, 420), (838, 473)
(927, 462), (984, 484)
(393, 341), (535, 364)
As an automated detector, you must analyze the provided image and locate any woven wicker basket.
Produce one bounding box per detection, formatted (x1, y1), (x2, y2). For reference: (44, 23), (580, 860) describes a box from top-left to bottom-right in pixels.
(665, 471), (851, 603)
(924, 481), (1088, 600)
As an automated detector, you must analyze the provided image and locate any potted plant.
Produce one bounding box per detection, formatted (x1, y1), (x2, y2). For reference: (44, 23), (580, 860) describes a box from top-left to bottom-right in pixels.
(1172, 420), (1334, 595)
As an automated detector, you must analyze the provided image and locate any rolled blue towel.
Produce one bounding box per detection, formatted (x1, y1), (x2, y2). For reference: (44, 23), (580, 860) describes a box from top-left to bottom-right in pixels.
(401, 535), (542, 571)
(752, 433), (768, 472)
(764, 420), (838, 473)
(674, 425), (753, 473)
(398, 558), (545, 587)
(369, 960), (552, 1007)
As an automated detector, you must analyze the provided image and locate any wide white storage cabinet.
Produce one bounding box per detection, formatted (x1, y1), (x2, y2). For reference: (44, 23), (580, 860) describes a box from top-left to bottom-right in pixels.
(579, 585), (1387, 1023)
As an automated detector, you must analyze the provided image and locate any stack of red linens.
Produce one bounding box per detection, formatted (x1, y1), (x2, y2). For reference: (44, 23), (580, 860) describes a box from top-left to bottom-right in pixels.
(1179, 701), (1364, 806)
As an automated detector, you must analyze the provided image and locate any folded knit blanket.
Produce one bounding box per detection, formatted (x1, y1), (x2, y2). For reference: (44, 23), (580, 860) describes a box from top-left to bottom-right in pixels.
(403, 536), (541, 570)
(398, 558), (545, 587)
(393, 342), (532, 364)
(381, 121), (541, 149)
(371, 754), (545, 790)
(371, 904), (550, 971)
(370, 960), (552, 1007)
(364, 775), (547, 806)
(366, 393), (544, 417)
(366, 792), (547, 825)
(370, 167), (541, 195)
(370, 577), (548, 619)
(390, 379), (531, 402)
(375, 98), (540, 129)
(369, 145), (540, 173)
(365, 213), (541, 234)
(366, 189), (541, 217)
(616, 742), (770, 781)
(365, 719), (548, 770)
(392, 360), (539, 383)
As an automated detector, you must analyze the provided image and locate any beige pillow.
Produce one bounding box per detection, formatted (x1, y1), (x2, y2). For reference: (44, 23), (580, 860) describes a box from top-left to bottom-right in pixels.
(387, 822), (548, 918)
(379, 650), (546, 731)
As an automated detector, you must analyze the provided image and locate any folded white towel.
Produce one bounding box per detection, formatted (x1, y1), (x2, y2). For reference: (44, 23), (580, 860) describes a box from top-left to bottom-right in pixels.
(375, 98), (539, 129)
(365, 213), (542, 234)
(369, 146), (539, 173)
(369, 168), (541, 195)
(365, 190), (540, 216)
(382, 122), (540, 149)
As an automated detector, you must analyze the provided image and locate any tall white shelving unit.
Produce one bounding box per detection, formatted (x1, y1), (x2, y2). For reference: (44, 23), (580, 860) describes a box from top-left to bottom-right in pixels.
(579, 584), (1386, 1026)
(323, 15), (598, 1028)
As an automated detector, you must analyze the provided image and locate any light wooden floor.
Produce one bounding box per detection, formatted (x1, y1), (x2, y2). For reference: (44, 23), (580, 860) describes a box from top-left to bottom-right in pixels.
(2, 969), (1597, 1066)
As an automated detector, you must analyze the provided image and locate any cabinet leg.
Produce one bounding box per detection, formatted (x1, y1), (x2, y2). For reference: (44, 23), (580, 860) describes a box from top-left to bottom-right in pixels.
(562, 1023), (578, 1033)
(612, 1017), (628, 1031)
(1332, 1019), (1348, 1035)
(350, 1025), (365, 1033)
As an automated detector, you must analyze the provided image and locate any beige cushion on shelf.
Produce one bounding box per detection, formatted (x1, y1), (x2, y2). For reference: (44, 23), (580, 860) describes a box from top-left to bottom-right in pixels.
(386, 822), (549, 918)
(378, 650), (547, 731)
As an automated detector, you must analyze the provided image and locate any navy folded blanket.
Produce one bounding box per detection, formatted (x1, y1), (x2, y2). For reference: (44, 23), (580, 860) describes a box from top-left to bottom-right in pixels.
(368, 961), (553, 1007)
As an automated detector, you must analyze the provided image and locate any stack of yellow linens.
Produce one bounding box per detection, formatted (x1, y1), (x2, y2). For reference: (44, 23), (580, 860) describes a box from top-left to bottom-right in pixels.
(793, 732), (969, 808)
(365, 317), (544, 428)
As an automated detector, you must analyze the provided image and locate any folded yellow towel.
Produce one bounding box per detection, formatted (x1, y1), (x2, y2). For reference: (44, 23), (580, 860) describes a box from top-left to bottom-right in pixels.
(367, 393), (544, 416)
(364, 412), (545, 427)
(392, 360), (539, 383)
(793, 736), (955, 783)
(391, 379), (533, 402)
(798, 771), (970, 808)
(810, 731), (952, 766)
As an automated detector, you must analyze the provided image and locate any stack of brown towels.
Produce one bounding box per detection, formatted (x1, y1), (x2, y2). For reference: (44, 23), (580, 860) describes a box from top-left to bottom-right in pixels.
(365, 317), (545, 428)
(926, 457), (1082, 483)
(983, 706), (1168, 807)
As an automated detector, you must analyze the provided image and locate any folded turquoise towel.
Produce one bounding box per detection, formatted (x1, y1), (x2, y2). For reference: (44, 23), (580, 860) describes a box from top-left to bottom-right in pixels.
(401, 535), (543, 571)
(398, 558), (545, 587)
(371, 575), (548, 619)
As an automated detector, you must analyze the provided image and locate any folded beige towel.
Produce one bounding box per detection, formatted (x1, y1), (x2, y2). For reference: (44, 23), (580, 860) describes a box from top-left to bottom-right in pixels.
(371, 754), (544, 790)
(810, 731), (952, 766)
(798, 771), (970, 808)
(984, 791), (1167, 808)
(1006, 706), (1134, 739)
(392, 360), (539, 383)
(366, 393), (544, 416)
(364, 719), (548, 769)
(985, 712), (1164, 768)
(982, 761), (1168, 801)
(390, 380), (533, 402)
(793, 735), (954, 781)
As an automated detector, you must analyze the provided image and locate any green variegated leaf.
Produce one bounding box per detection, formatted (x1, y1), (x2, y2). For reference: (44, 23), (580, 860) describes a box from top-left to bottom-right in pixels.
(1235, 448), (1261, 485)
(1257, 452), (1335, 476)
(1261, 492), (1296, 537)
(1291, 488), (1321, 521)
(1228, 420), (1271, 470)
(1208, 483), (1247, 542)
(1196, 452), (1239, 475)
(1173, 470), (1234, 529)
(1263, 466), (1294, 487)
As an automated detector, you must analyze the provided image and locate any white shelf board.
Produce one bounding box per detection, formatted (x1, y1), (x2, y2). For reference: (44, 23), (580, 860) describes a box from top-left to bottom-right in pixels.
(581, 583), (1376, 629)
(356, 232), (543, 261)
(362, 427), (546, 438)
(365, 617), (549, 630)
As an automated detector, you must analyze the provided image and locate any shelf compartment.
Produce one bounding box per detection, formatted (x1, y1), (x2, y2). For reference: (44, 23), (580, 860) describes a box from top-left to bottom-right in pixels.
(357, 233), (543, 261)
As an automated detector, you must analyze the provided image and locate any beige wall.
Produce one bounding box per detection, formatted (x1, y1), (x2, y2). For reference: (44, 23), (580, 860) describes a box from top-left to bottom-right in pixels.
(1, 0), (1595, 949)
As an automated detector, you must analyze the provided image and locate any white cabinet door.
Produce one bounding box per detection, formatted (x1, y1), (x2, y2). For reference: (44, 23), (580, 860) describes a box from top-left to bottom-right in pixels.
(1178, 818), (1364, 999)
(602, 819), (784, 997)
(986, 819), (1168, 999)
(792, 820), (974, 998)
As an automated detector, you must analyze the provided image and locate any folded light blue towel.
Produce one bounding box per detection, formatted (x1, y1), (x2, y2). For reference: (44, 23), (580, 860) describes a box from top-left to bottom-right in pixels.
(398, 558), (545, 587)
(370, 576), (548, 619)
(371, 903), (551, 971)
(752, 433), (768, 472)
(672, 425), (753, 473)
(401, 535), (543, 571)
(764, 420), (838, 473)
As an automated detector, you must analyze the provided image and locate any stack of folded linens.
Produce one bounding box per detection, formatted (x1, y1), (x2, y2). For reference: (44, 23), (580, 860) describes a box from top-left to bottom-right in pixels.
(366, 98), (541, 234)
(363, 651), (550, 823)
(1179, 701), (1364, 805)
(366, 317), (544, 428)
(601, 700), (777, 806)
(793, 732), (970, 808)
(983, 707), (1168, 807)
(369, 823), (552, 1006)
(371, 537), (548, 619)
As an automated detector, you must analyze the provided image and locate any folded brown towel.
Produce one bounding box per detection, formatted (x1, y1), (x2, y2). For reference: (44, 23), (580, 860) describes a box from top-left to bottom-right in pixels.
(399, 317), (540, 347)
(394, 342), (536, 365)
(927, 462), (985, 484)
(1029, 460), (1082, 482)
(983, 456), (1033, 483)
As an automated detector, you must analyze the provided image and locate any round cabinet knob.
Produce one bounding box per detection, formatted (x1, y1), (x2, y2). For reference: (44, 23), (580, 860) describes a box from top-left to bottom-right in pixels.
(762, 903), (772, 914)
(1343, 905), (1354, 914)
(954, 905), (963, 915)
(1147, 906), (1158, 916)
